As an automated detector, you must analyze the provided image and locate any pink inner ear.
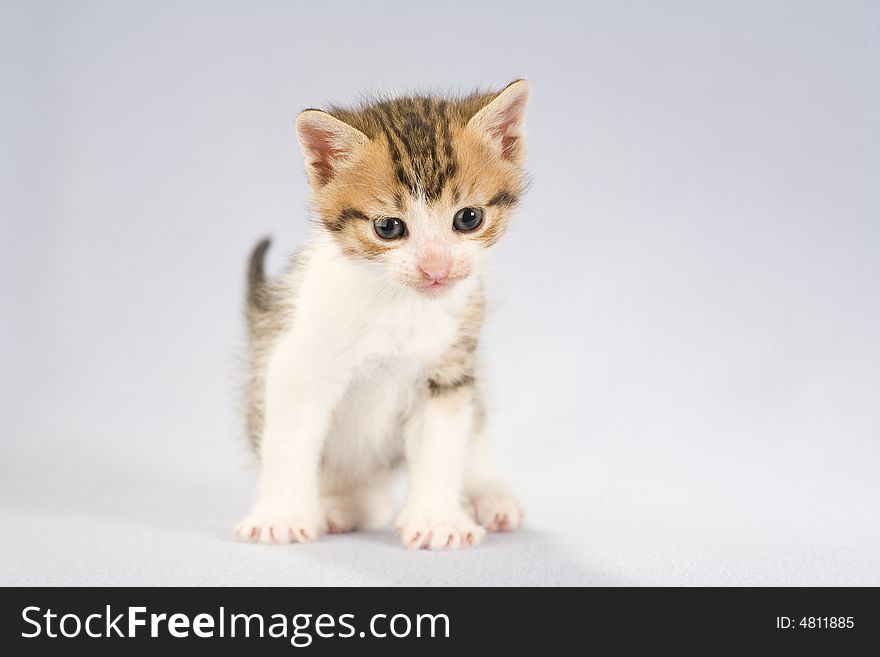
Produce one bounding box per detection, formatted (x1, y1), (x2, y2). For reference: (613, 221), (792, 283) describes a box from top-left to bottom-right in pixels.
(300, 123), (345, 184)
(487, 94), (527, 159)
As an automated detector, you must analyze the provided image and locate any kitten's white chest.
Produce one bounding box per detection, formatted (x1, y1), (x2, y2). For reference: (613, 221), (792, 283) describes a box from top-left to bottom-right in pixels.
(306, 255), (470, 476)
(377, 297), (462, 360)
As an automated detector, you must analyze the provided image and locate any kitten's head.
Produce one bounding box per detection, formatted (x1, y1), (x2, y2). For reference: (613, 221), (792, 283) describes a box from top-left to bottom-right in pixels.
(295, 80), (529, 296)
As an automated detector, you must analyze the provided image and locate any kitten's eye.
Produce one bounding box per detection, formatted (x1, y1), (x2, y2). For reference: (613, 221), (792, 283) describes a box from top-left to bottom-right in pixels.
(453, 207), (483, 232)
(373, 217), (407, 240)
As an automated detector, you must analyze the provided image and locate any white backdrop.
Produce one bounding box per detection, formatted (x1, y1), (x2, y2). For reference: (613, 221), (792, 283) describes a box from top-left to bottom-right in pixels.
(2, 0), (879, 585)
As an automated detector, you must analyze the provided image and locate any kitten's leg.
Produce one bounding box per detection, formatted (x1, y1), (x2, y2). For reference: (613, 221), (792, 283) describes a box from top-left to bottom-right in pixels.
(396, 388), (485, 550)
(235, 330), (347, 545)
(464, 426), (523, 532)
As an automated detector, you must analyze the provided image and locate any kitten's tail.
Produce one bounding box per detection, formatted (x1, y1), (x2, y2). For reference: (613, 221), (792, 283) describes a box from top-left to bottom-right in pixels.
(246, 238), (272, 313)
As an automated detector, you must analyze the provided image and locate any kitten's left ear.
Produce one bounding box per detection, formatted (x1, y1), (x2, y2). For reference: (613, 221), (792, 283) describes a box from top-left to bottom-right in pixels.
(468, 79), (530, 163)
(296, 110), (369, 187)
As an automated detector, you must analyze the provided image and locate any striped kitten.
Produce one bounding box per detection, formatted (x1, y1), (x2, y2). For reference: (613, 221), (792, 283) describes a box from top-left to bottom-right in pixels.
(236, 80), (529, 549)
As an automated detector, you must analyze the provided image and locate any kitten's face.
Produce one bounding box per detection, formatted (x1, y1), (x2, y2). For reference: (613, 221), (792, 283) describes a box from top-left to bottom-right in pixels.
(296, 81), (529, 296)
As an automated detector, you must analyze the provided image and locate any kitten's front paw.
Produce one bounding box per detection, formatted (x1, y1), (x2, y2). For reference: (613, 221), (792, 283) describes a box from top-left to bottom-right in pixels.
(395, 508), (485, 550)
(234, 512), (322, 545)
(468, 490), (523, 532)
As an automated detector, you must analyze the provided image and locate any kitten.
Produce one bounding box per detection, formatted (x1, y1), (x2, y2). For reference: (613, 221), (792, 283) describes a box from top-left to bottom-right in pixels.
(235, 80), (529, 550)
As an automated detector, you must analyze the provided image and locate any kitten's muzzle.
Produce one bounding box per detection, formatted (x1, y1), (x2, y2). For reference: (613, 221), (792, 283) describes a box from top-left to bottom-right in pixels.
(417, 255), (452, 284)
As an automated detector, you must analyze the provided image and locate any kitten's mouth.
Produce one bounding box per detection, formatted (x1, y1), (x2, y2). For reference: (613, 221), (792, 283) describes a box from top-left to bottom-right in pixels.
(414, 279), (454, 296)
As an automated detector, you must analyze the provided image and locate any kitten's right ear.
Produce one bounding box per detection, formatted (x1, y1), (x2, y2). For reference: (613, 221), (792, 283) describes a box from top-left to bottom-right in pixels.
(295, 110), (369, 186)
(468, 79), (530, 164)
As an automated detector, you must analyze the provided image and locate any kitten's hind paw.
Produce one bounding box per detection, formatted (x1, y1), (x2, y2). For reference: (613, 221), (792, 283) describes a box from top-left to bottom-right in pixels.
(322, 496), (361, 534)
(468, 490), (523, 532)
(234, 513), (322, 545)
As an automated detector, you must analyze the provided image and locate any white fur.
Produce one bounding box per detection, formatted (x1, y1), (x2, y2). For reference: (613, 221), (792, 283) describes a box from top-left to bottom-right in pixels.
(234, 234), (520, 549)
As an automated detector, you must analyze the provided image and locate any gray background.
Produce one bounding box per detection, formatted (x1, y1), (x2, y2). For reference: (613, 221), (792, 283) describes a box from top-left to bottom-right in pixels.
(2, 0), (878, 585)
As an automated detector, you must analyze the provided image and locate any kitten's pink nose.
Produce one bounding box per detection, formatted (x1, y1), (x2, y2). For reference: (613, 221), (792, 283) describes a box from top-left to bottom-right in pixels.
(418, 254), (452, 282)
